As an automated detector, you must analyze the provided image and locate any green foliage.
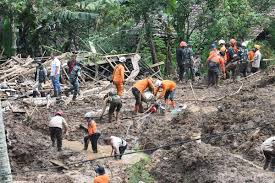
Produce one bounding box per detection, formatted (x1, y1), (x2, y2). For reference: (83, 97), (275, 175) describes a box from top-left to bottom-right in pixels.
(127, 158), (154, 183)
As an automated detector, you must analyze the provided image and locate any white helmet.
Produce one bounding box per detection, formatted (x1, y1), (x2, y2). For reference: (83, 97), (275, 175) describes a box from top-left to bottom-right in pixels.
(241, 42), (248, 47)
(119, 57), (126, 63)
(155, 80), (162, 87)
(218, 40), (225, 45)
(84, 112), (93, 118)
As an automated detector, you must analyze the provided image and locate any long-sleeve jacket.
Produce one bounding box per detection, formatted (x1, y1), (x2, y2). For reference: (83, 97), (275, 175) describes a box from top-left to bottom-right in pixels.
(87, 121), (97, 136)
(252, 50), (262, 69)
(133, 78), (155, 93)
(207, 54), (225, 73)
(261, 136), (275, 152)
(155, 80), (176, 99)
(112, 64), (125, 83)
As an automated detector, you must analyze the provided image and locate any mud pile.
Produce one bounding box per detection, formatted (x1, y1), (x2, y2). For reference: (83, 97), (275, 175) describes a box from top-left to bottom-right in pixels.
(150, 143), (275, 183)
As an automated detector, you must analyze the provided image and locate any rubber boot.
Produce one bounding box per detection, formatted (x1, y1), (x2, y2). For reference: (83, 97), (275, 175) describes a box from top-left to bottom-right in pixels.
(108, 113), (112, 123)
(33, 91), (37, 98)
(72, 95), (76, 101)
(139, 104), (144, 113)
(53, 90), (57, 97)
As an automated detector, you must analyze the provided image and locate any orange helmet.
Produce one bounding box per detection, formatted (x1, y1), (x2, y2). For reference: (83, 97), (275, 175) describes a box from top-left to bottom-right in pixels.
(180, 41), (187, 47)
(230, 39), (236, 45)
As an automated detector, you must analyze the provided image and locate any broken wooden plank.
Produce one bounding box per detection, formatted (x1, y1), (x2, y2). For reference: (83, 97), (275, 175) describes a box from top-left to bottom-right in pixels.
(50, 160), (69, 170)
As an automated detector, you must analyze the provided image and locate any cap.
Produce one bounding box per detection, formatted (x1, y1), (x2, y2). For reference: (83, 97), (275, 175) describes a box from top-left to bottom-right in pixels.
(230, 39), (236, 45)
(84, 112), (93, 118)
(95, 166), (105, 175)
(119, 57), (126, 63)
(254, 44), (260, 50)
(55, 111), (64, 116)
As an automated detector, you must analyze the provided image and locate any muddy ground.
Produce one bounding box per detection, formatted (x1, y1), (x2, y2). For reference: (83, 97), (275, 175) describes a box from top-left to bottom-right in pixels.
(3, 68), (275, 182)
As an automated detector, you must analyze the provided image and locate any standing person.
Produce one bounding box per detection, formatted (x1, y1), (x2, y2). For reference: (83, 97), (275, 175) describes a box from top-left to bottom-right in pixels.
(33, 59), (47, 97)
(218, 40), (228, 62)
(48, 111), (68, 151)
(50, 53), (62, 97)
(225, 39), (239, 80)
(247, 48), (256, 73)
(67, 54), (77, 75)
(154, 80), (176, 108)
(176, 41), (186, 82)
(99, 91), (122, 123)
(132, 78), (155, 113)
(182, 42), (195, 82)
(94, 166), (110, 183)
(68, 61), (81, 100)
(239, 42), (249, 77)
(261, 136), (275, 171)
(83, 112), (100, 153)
(112, 57), (125, 96)
(251, 45), (262, 73)
(103, 136), (127, 160)
(206, 49), (226, 87)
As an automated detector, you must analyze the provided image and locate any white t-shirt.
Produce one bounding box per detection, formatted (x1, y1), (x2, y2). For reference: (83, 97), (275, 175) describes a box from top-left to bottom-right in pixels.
(110, 136), (127, 154)
(50, 57), (61, 76)
(252, 50), (262, 69)
(49, 116), (67, 129)
(261, 136), (275, 152)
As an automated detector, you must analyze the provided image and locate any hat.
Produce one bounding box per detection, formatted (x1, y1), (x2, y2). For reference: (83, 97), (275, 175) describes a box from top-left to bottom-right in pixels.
(254, 44), (260, 50)
(55, 111), (64, 116)
(230, 39), (236, 45)
(241, 42), (248, 47)
(180, 41), (187, 47)
(95, 166), (105, 175)
(119, 57), (126, 63)
(211, 43), (216, 49)
(84, 112), (93, 118)
(155, 80), (162, 87)
(218, 40), (225, 45)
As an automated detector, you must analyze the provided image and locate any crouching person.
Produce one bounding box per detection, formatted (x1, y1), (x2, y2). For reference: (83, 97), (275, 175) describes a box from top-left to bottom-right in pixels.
(94, 166), (110, 183)
(261, 136), (275, 171)
(83, 112), (100, 153)
(103, 136), (127, 160)
(48, 111), (68, 151)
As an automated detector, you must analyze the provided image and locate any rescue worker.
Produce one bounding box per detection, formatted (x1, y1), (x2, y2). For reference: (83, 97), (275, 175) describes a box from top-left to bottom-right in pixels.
(33, 59), (47, 97)
(247, 48), (256, 73)
(225, 39), (239, 80)
(239, 42), (249, 77)
(208, 44), (219, 59)
(154, 80), (176, 108)
(251, 45), (262, 73)
(176, 41), (186, 82)
(99, 91), (122, 123)
(68, 61), (81, 100)
(218, 40), (228, 63)
(207, 49), (226, 87)
(94, 166), (110, 183)
(112, 57), (125, 96)
(83, 112), (100, 153)
(67, 54), (77, 74)
(103, 136), (127, 160)
(48, 111), (68, 151)
(182, 42), (195, 81)
(132, 78), (155, 113)
(261, 136), (275, 171)
(50, 53), (62, 97)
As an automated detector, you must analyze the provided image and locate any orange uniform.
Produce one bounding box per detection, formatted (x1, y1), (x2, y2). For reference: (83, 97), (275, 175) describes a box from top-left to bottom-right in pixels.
(133, 78), (154, 93)
(94, 175), (110, 183)
(88, 121), (96, 136)
(207, 48), (219, 61)
(207, 54), (225, 73)
(248, 51), (255, 62)
(155, 80), (176, 99)
(112, 64), (125, 96)
(220, 46), (228, 63)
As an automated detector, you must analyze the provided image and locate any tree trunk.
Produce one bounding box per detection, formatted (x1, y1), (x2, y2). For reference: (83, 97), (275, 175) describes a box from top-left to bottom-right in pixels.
(165, 17), (173, 75)
(0, 101), (12, 182)
(144, 15), (158, 64)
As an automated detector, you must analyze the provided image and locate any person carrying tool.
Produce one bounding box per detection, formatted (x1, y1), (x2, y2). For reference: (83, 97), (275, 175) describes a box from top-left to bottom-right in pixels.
(48, 111), (68, 151)
(251, 45), (262, 73)
(83, 112), (100, 153)
(176, 41), (187, 82)
(154, 80), (176, 108)
(94, 166), (110, 183)
(206, 49), (226, 87)
(261, 136), (275, 171)
(68, 61), (81, 100)
(112, 57), (126, 96)
(50, 53), (62, 97)
(103, 136), (127, 160)
(132, 78), (155, 113)
(99, 91), (122, 123)
(33, 59), (47, 97)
